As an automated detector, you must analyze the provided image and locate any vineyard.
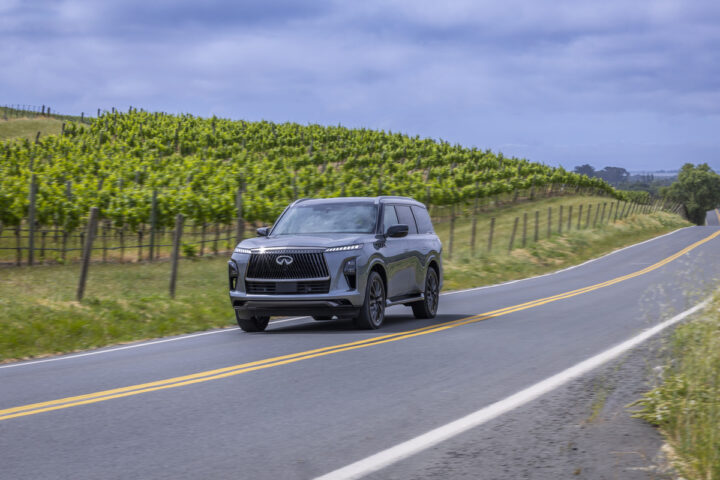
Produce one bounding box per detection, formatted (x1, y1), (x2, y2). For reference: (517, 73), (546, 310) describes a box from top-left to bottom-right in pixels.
(0, 109), (626, 233)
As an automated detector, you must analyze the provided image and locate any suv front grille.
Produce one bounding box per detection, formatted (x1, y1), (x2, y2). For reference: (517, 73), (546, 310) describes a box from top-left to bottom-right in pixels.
(246, 280), (331, 295)
(246, 250), (329, 279)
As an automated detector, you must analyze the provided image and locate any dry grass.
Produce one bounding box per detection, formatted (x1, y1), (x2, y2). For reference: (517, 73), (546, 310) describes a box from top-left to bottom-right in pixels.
(0, 117), (64, 141)
(0, 202), (689, 362)
(632, 293), (720, 479)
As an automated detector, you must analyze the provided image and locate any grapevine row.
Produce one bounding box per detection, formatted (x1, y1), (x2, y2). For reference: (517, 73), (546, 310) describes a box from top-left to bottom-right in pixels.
(0, 110), (621, 230)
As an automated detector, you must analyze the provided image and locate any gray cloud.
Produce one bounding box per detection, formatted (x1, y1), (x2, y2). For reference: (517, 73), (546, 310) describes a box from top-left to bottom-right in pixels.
(1, 0), (718, 170)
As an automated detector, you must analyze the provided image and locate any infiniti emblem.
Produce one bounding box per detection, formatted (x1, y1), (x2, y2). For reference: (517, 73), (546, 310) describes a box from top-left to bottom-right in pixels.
(275, 255), (294, 266)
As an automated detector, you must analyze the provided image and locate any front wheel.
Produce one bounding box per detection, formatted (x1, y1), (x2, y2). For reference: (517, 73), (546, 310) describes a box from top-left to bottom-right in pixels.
(412, 268), (439, 319)
(235, 312), (270, 332)
(353, 271), (386, 329)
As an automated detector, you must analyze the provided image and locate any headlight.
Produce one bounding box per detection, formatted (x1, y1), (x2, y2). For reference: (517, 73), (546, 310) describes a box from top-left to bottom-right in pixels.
(325, 244), (363, 252)
(233, 246), (252, 254)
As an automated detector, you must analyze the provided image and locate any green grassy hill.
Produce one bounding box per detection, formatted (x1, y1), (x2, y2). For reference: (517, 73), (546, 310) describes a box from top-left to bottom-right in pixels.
(0, 109), (619, 231)
(0, 117), (64, 142)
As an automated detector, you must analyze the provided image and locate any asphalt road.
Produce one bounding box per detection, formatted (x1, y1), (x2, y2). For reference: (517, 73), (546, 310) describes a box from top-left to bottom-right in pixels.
(2, 224), (720, 480)
(706, 208), (720, 226)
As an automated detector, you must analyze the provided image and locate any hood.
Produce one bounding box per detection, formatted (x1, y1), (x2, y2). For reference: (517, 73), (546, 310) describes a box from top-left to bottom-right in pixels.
(237, 233), (375, 250)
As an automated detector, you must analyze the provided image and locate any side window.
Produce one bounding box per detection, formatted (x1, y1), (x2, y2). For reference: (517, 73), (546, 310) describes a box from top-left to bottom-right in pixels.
(382, 205), (399, 233)
(411, 206), (434, 234)
(395, 205), (418, 234)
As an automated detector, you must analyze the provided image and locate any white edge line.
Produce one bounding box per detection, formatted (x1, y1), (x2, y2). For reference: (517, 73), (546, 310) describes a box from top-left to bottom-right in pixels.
(0, 226), (692, 369)
(314, 298), (710, 480)
(0, 317), (306, 370)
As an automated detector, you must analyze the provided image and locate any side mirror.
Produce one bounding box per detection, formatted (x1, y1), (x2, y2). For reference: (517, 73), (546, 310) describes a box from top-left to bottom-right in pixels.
(256, 226), (270, 237)
(386, 224), (409, 238)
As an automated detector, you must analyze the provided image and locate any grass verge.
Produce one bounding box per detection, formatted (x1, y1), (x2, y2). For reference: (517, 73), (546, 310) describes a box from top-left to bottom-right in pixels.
(0, 116), (64, 141)
(0, 210), (689, 362)
(631, 293), (720, 479)
(441, 210), (689, 290)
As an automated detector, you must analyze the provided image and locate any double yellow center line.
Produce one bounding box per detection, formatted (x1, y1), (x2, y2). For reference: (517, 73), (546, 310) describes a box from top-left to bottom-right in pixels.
(1, 228), (719, 422)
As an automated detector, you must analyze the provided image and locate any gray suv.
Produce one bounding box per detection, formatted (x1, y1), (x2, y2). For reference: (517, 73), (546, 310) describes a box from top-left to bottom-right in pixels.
(228, 196), (443, 331)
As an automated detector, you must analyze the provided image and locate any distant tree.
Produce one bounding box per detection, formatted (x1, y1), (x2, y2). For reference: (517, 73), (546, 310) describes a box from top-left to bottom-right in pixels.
(573, 164), (596, 177)
(596, 166), (629, 185)
(664, 163), (720, 225)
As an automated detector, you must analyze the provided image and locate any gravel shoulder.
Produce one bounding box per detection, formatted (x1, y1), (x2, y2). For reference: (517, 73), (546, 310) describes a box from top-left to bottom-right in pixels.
(370, 333), (678, 480)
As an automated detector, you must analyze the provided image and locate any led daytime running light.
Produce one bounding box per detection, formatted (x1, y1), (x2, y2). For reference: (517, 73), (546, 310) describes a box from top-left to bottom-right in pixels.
(325, 244), (362, 252)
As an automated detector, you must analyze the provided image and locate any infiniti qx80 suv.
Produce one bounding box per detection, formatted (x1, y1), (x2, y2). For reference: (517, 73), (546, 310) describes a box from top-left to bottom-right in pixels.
(228, 196), (443, 331)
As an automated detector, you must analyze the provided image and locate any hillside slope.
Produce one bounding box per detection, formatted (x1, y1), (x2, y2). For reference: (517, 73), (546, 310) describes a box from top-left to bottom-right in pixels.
(0, 110), (618, 229)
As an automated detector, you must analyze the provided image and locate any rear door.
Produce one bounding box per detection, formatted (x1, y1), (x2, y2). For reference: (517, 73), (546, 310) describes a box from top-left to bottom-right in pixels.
(391, 204), (423, 296)
(380, 204), (407, 299)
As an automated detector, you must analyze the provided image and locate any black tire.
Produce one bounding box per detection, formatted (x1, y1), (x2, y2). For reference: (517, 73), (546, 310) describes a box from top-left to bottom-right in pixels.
(312, 315), (333, 321)
(235, 312), (270, 332)
(353, 271), (386, 329)
(412, 268), (439, 319)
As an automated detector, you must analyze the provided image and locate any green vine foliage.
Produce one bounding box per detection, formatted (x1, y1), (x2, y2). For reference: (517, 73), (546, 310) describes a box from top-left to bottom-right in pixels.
(0, 111), (622, 229)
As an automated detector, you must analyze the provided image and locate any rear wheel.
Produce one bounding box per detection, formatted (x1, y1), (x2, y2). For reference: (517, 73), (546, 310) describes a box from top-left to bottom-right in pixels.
(353, 271), (386, 329)
(412, 268), (439, 319)
(235, 312), (270, 332)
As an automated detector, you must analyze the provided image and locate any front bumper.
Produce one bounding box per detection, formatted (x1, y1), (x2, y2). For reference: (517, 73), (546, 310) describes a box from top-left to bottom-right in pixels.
(230, 296), (361, 319)
(229, 249), (367, 319)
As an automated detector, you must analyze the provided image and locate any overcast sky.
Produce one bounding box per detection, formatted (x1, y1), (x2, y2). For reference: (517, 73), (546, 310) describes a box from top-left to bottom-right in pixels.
(2, 0), (718, 171)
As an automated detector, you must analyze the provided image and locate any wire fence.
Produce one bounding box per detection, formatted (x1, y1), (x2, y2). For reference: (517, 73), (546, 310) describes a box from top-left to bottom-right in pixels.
(0, 104), (92, 124)
(0, 222), (238, 266)
(0, 193), (681, 267)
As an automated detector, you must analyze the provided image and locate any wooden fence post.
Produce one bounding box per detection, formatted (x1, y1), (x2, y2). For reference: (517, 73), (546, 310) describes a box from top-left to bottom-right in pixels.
(600, 203), (607, 223)
(149, 190), (157, 261)
(448, 204), (455, 260)
(138, 229), (143, 261)
(15, 225), (21, 266)
(470, 190), (479, 256)
(534, 210), (539, 243)
(119, 227), (125, 262)
(613, 200), (620, 222)
(76, 207), (99, 301)
(558, 205), (563, 234)
(487, 217), (495, 252)
(567, 205), (573, 231)
(27, 174), (37, 266)
(547, 207), (552, 238)
(577, 205), (583, 229)
(593, 202), (600, 226)
(585, 204), (592, 228)
(522, 212), (528, 247)
(509, 217), (519, 251)
(169, 214), (184, 298)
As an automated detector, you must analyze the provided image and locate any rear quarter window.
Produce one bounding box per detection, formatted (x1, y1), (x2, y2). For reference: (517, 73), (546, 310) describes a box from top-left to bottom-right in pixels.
(394, 205), (418, 234)
(411, 206), (434, 234)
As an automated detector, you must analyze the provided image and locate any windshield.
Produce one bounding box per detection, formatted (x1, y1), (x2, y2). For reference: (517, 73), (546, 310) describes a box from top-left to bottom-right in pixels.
(272, 203), (378, 235)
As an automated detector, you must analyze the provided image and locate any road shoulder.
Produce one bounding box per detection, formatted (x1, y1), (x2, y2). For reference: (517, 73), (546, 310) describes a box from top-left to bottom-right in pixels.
(370, 333), (677, 480)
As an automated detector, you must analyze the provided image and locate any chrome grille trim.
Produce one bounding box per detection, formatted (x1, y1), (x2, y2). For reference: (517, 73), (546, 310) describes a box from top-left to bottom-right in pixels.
(246, 251), (330, 279)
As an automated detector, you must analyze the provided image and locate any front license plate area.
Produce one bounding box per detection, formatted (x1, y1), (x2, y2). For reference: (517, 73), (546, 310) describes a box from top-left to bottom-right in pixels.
(276, 282), (297, 294)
